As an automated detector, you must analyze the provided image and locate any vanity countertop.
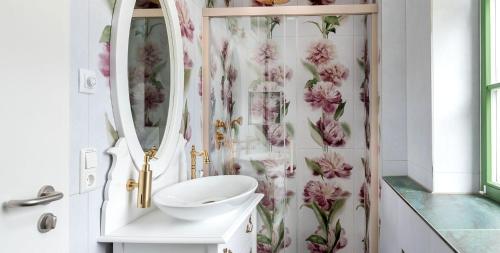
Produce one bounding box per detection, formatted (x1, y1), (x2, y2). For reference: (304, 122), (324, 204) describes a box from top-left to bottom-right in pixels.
(384, 176), (500, 253)
(98, 193), (263, 244)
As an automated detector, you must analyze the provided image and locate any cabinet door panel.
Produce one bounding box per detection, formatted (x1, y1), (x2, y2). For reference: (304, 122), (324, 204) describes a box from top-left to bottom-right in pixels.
(380, 182), (402, 253)
(219, 211), (256, 253)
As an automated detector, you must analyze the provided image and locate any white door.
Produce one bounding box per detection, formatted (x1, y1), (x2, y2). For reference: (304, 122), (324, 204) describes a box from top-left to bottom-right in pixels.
(0, 1), (70, 252)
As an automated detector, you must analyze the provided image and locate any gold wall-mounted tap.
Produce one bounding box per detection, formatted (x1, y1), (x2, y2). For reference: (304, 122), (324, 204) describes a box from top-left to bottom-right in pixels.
(215, 120), (226, 150)
(190, 145), (210, 179)
(126, 146), (157, 208)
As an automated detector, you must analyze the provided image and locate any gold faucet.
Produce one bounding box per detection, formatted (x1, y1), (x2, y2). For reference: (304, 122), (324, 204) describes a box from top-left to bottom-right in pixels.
(126, 146), (157, 208)
(215, 120), (227, 150)
(190, 145), (211, 179)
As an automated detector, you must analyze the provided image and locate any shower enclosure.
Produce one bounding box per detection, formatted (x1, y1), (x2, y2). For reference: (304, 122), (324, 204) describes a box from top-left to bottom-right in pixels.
(202, 4), (379, 253)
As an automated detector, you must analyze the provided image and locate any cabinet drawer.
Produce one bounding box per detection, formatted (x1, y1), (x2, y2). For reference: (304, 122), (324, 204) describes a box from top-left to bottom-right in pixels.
(219, 211), (256, 253)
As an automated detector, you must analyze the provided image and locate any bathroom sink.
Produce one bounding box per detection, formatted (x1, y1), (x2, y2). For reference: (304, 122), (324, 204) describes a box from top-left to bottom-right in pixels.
(153, 175), (258, 221)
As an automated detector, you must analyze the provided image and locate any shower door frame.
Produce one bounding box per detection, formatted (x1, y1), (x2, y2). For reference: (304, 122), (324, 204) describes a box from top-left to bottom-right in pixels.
(202, 4), (380, 252)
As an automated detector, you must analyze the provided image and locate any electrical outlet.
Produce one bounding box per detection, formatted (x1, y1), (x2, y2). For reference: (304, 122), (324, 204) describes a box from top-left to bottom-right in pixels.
(80, 148), (98, 193)
(79, 69), (97, 94)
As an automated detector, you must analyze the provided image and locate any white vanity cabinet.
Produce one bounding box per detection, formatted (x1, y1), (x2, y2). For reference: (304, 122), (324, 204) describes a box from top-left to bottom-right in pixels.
(113, 211), (256, 253)
(100, 194), (262, 253)
(380, 182), (455, 253)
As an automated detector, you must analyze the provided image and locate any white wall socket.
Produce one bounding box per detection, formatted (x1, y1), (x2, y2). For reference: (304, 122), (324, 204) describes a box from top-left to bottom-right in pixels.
(79, 69), (97, 94)
(80, 148), (98, 193)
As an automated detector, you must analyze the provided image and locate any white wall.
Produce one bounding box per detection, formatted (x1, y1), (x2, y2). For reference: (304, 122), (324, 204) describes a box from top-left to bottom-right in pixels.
(406, 0), (434, 190)
(381, 0), (480, 193)
(69, 0), (114, 252)
(431, 0), (480, 193)
(380, 0), (408, 176)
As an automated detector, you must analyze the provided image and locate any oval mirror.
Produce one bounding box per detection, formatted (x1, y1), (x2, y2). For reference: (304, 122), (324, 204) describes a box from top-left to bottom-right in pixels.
(111, 0), (184, 177)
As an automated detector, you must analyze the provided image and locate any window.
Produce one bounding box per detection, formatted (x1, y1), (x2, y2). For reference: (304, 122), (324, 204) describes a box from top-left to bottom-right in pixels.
(482, 0), (500, 202)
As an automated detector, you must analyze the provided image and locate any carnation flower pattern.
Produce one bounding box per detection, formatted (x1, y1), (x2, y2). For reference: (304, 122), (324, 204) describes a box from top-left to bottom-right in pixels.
(306, 39), (337, 66)
(305, 152), (353, 179)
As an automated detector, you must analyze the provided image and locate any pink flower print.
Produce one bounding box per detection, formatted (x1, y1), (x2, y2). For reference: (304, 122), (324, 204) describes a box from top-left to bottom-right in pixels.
(263, 124), (289, 147)
(221, 40), (230, 67)
(359, 182), (370, 208)
(257, 180), (275, 210)
(333, 228), (348, 252)
(314, 152), (353, 179)
(250, 93), (280, 123)
(257, 241), (272, 253)
(307, 226), (347, 253)
(286, 163), (296, 178)
(99, 42), (111, 78)
(227, 64), (238, 86)
(303, 180), (351, 211)
(183, 45), (193, 69)
(316, 117), (347, 147)
(175, 0), (195, 41)
(138, 42), (162, 67)
(308, 0), (335, 5)
(198, 67), (203, 97)
(307, 240), (329, 253)
(144, 83), (165, 110)
(319, 63), (349, 86)
(306, 39), (336, 66)
(265, 65), (293, 86)
(304, 81), (343, 114)
(255, 40), (277, 64)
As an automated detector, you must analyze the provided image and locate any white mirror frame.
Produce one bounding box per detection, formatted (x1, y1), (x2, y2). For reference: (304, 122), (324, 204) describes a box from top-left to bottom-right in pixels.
(110, 0), (184, 178)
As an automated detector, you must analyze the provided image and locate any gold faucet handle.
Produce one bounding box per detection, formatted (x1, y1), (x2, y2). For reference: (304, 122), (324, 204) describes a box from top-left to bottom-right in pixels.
(215, 120), (227, 131)
(144, 146), (158, 160)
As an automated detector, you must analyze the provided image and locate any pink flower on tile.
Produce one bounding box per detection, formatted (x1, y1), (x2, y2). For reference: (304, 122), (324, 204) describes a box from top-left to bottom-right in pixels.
(257, 241), (272, 253)
(304, 81), (343, 114)
(198, 67), (203, 97)
(306, 39), (336, 66)
(314, 152), (353, 179)
(307, 240), (329, 253)
(255, 40), (277, 64)
(144, 83), (165, 110)
(99, 42), (111, 78)
(308, 0), (335, 5)
(359, 182), (370, 209)
(316, 117), (347, 147)
(319, 63), (349, 86)
(175, 0), (195, 41)
(303, 180), (351, 211)
(183, 45), (193, 69)
(251, 93), (280, 123)
(265, 65), (293, 86)
(307, 225), (348, 253)
(263, 124), (289, 147)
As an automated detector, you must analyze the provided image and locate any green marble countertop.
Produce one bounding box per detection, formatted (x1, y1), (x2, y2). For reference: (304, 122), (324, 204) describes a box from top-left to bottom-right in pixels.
(384, 176), (500, 253)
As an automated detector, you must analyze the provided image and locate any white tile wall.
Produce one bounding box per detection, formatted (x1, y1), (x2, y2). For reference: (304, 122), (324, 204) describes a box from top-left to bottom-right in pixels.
(431, 0), (480, 193)
(380, 0), (408, 176)
(406, 0), (434, 191)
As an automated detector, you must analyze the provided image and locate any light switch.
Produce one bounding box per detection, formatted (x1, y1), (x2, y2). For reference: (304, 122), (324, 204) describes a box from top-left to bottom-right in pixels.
(79, 69), (97, 94)
(85, 150), (98, 169)
(80, 148), (98, 193)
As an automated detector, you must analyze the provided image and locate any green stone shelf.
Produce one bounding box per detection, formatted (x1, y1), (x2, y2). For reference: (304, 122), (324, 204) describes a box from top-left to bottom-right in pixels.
(384, 176), (500, 253)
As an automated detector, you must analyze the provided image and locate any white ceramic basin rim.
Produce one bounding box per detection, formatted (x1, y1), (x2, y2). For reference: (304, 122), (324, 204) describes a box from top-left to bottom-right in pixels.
(153, 175), (258, 221)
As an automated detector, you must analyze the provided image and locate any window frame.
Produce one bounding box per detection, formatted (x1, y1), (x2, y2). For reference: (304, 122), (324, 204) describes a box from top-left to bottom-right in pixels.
(482, 0), (500, 203)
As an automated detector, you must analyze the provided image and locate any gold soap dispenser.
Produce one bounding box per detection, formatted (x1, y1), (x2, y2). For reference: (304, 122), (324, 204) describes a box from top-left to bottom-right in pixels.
(126, 146), (157, 208)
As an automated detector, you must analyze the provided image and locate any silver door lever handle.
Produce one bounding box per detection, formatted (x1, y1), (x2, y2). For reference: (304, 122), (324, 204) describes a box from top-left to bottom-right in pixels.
(4, 185), (63, 208)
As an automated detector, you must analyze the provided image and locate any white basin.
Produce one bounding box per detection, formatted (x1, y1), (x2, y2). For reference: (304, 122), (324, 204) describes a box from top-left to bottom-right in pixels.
(153, 175), (258, 221)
